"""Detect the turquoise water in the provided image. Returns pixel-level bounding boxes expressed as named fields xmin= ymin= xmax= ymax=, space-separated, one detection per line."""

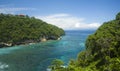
xmin=0 ymin=30 xmax=95 ymax=71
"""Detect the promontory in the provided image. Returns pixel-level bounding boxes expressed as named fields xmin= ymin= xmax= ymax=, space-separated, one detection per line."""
xmin=0 ymin=13 xmax=65 ymax=47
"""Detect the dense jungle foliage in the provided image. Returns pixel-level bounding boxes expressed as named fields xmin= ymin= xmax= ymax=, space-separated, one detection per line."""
xmin=0 ymin=13 xmax=65 ymax=47
xmin=50 ymin=12 xmax=120 ymax=71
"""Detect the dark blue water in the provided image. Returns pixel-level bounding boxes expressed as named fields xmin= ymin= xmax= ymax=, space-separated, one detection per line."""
xmin=0 ymin=30 xmax=95 ymax=71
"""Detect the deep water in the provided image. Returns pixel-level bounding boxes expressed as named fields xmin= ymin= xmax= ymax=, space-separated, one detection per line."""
xmin=0 ymin=30 xmax=95 ymax=71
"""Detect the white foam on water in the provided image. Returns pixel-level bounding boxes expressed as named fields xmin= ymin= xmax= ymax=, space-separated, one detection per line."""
xmin=0 ymin=62 xmax=9 ymax=70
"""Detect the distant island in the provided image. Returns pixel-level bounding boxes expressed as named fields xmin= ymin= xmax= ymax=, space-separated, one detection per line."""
xmin=49 ymin=12 xmax=120 ymax=71
xmin=0 ymin=13 xmax=65 ymax=47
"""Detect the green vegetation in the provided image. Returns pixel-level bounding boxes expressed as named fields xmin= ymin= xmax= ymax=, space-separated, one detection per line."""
xmin=49 ymin=59 xmax=64 ymax=70
xmin=0 ymin=13 xmax=65 ymax=47
xmin=50 ymin=12 xmax=120 ymax=71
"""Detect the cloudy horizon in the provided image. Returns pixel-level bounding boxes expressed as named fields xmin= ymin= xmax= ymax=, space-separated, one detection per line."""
xmin=36 ymin=13 xmax=101 ymax=30
xmin=0 ymin=0 xmax=119 ymax=30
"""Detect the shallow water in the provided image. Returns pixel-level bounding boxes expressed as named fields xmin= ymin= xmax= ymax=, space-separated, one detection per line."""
xmin=0 ymin=30 xmax=95 ymax=71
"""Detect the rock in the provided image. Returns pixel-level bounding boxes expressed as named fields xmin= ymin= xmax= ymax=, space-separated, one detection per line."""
xmin=40 ymin=38 xmax=47 ymax=42
xmin=0 ymin=43 xmax=12 ymax=47
xmin=57 ymin=37 xmax=61 ymax=40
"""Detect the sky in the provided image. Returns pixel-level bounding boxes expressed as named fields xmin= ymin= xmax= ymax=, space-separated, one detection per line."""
xmin=0 ymin=0 xmax=120 ymax=30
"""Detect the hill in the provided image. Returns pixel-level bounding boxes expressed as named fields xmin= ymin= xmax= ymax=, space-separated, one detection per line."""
xmin=0 ymin=13 xmax=65 ymax=47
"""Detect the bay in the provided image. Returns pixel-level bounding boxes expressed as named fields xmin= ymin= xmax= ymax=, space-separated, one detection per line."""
xmin=0 ymin=30 xmax=95 ymax=71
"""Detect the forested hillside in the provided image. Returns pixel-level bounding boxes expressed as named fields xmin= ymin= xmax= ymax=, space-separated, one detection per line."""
xmin=0 ymin=13 xmax=65 ymax=47
xmin=50 ymin=12 xmax=120 ymax=71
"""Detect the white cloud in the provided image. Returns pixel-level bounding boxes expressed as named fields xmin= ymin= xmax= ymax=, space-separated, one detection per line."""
xmin=0 ymin=8 xmax=36 ymax=14
xmin=0 ymin=4 xmax=36 ymax=14
xmin=0 ymin=4 xmax=14 ymax=8
xmin=36 ymin=13 xmax=101 ymax=30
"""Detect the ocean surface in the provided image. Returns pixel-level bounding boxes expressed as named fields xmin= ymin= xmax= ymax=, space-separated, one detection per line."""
xmin=0 ymin=30 xmax=95 ymax=71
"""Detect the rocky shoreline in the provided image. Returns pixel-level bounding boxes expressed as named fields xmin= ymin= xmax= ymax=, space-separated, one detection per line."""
xmin=0 ymin=37 xmax=61 ymax=48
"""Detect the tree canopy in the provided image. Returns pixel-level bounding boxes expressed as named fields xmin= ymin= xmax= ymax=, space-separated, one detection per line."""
xmin=0 ymin=13 xmax=65 ymax=47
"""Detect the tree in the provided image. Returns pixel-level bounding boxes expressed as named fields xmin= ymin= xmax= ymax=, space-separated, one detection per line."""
xmin=116 ymin=12 xmax=120 ymax=20
xmin=49 ymin=59 xmax=64 ymax=70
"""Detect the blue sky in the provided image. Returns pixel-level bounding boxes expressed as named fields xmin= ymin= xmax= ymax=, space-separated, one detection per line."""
xmin=0 ymin=0 xmax=120 ymax=30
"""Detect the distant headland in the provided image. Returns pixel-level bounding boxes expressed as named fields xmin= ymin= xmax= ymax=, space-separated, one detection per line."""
xmin=0 ymin=13 xmax=65 ymax=47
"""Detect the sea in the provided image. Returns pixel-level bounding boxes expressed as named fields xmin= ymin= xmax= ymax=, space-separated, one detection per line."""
xmin=0 ymin=30 xmax=95 ymax=71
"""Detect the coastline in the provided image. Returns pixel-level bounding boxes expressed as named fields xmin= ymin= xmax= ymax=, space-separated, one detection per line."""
xmin=0 ymin=37 xmax=62 ymax=48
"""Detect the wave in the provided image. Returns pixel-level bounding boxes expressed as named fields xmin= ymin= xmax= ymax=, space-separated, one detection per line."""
xmin=0 ymin=62 xmax=9 ymax=70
